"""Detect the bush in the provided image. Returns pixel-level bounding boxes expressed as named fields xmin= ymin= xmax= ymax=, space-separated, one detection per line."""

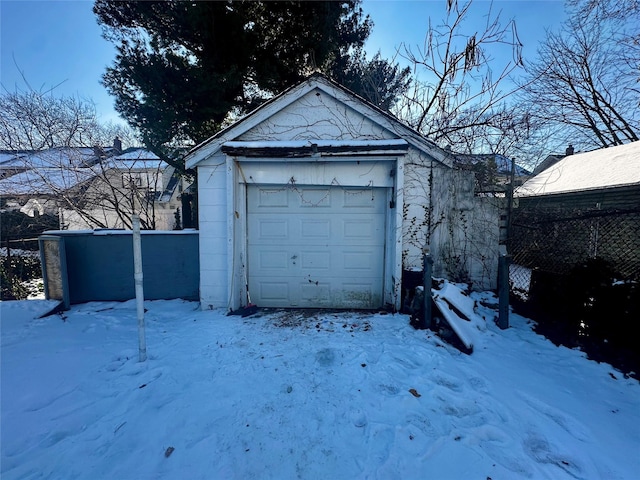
xmin=1 ymin=250 xmax=43 ymax=300
xmin=1 ymin=210 xmax=56 ymax=299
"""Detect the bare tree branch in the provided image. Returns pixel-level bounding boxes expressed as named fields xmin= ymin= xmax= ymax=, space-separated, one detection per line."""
xmin=519 ymin=2 xmax=639 ymax=150
xmin=395 ymin=0 xmax=527 ymax=157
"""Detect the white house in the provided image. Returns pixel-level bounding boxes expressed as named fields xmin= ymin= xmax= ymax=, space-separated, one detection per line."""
xmin=185 ymin=75 xmax=501 ymax=311
xmin=0 ymin=145 xmax=185 ymax=231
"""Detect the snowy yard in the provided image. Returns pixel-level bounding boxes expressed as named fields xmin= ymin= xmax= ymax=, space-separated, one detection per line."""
xmin=1 ymin=292 xmax=639 ymax=479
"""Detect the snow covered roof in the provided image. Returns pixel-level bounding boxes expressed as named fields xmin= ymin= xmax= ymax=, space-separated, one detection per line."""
xmin=516 ymin=141 xmax=640 ymax=197
xmin=0 ymin=147 xmax=101 ymax=170
xmin=104 ymin=149 xmax=167 ymax=170
xmin=0 ymin=152 xmax=25 ymax=165
xmin=0 ymin=147 xmax=171 ymax=196
xmin=103 ymin=158 xmax=168 ymax=171
xmin=112 ymin=149 xmax=160 ymax=161
xmin=0 ymin=167 xmax=96 ymax=195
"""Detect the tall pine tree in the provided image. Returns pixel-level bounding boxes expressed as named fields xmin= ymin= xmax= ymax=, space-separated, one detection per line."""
xmin=94 ymin=0 xmax=410 ymax=168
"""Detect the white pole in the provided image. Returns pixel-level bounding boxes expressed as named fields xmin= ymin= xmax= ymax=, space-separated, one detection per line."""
xmin=132 ymin=214 xmax=147 ymax=362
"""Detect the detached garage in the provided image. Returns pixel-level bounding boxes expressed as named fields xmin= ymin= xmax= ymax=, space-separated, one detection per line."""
xmin=186 ymin=74 xmax=500 ymax=311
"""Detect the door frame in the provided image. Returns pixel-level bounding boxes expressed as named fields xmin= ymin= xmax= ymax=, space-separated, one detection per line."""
xmin=226 ymin=154 xmax=405 ymax=310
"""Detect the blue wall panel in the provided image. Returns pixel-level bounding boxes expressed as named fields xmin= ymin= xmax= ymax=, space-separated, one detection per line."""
xmin=42 ymin=231 xmax=199 ymax=305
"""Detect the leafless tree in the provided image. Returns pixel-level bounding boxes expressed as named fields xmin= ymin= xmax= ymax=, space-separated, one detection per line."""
xmin=568 ymin=0 xmax=640 ymax=48
xmin=394 ymin=0 xmax=529 ymax=157
xmin=519 ymin=1 xmax=639 ymax=150
xmin=0 ymin=89 xmax=100 ymax=150
xmin=0 ymin=85 xmax=138 ymax=150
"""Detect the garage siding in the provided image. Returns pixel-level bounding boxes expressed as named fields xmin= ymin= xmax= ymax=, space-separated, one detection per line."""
xmin=197 ymin=163 xmax=228 ymax=308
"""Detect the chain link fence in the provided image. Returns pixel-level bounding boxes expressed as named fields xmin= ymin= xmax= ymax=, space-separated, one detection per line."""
xmin=509 ymin=206 xmax=640 ymax=298
xmin=507 ymin=202 xmax=640 ymax=376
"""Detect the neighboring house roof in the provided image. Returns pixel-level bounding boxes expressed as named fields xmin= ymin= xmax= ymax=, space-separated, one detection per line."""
xmin=0 ymin=152 xmax=16 ymax=163
xmin=532 ymin=154 xmax=565 ymax=175
xmin=0 ymin=151 xmax=29 ymax=164
xmin=104 ymin=149 xmax=167 ymax=170
xmin=0 ymin=167 xmax=96 ymax=195
xmin=185 ymin=73 xmax=451 ymax=169
xmin=19 ymin=147 xmax=103 ymax=168
xmin=0 ymin=152 xmax=31 ymax=179
xmin=453 ymin=153 xmax=531 ymax=176
xmin=0 ymin=147 xmax=170 ymax=196
xmin=516 ymin=141 xmax=640 ymax=197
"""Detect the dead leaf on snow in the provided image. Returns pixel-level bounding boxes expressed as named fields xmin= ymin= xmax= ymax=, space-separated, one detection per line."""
xmin=409 ymin=388 xmax=421 ymax=398
xmin=165 ymin=446 xmax=175 ymax=458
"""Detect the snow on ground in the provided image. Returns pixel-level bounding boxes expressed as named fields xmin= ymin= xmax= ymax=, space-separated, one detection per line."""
xmin=1 ymin=294 xmax=639 ymax=480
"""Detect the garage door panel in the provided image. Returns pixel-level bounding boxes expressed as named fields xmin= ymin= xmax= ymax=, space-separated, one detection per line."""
xmin=256 ymin=188 xmax=289 ymax=207
xmin=300 ymin=219 xmax=331 ymax=239
xmin=258 ymin=281 xmax=291 ymax=301
xmin=343 ymin=251 xmax=378 ymax=270
xmin=251 ymin=277 xmax=383 ymax=308
xmin=300 ymin=282 xmax=331 ymax=304
xmin=257 ymin=219 xmax=289 ymax=239
xmin=249 ymin=272 xmax=385 ymax=308
xmin=300 ymin=251 xmax=331 ymax=270
xmin=343 ymin=189 xmax=383 ymax=208
xmin=340 ymin=282 xmax=378 ymax=308
xmin=257 ymin=250 xmax=290 ymax=269
xmin=297 ymin=188 xmax=332 ymax=208
xmin=247 ymin=185 xmax=386 ymax=309
xmin=249 ymin=214 xmax=385 ymax=246
xmin=249 ymin=248 xmax=294 ymax=274
xmin=342 ymin=216 xmax=385 ymax=243
xmin=250 ymin=247 xmax=384 ymax=277
xmin=249 ymin=186 xmax=383 ymax=213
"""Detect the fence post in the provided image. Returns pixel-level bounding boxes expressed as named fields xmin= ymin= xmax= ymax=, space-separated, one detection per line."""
xmin=132 ymin=215 xmax=147 ymax=362
xmin=423 ymin=251 xmax=434 ymax=330
xmin=4 ymin=236 xmax=12 ymax=292
xmin=498 ymin=245 xmax=511 ymax=329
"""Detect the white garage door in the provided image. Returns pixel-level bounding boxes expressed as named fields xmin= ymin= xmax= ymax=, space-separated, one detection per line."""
xmin=247 ymin=185 xmax=387 ymax=309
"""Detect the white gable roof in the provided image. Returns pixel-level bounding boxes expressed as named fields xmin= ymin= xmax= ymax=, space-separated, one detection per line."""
xmin=185 ymin=75 xmax=450 ymax=169
xmin=516 ymin=141 xmax=640 ymax=197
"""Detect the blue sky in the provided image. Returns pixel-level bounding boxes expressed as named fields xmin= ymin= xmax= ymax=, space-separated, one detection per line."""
xmin=0 ymin=0 xmax=567 ymax=126
xmin=0 ymin=1 xmax=118 ymax=122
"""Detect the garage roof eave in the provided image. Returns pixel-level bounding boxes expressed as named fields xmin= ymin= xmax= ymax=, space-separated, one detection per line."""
xmin=219 ymin=139 xmax=410 ymax=158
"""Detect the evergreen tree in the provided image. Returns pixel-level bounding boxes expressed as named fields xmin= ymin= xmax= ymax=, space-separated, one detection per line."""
xmin=94 ymin=0 xmax=410 ymax=169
